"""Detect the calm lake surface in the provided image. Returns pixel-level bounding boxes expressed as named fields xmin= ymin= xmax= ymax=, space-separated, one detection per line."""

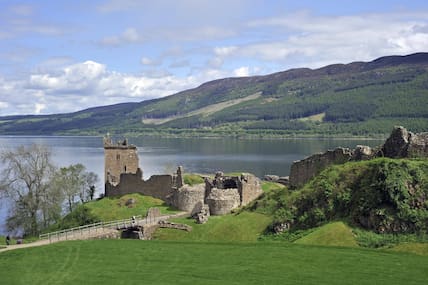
xmin=0 ymin=136 xmax=383 ymax=235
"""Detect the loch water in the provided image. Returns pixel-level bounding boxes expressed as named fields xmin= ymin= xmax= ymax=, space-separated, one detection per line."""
xmin=0 ymin=135 xmax=382 ymax=235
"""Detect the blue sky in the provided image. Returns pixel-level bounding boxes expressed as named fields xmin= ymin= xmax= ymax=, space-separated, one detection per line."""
xmin=0 ymin=0 xmax=427 ymax=115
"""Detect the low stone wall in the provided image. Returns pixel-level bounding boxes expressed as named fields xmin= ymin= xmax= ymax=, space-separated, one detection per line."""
xmin=158 ymin=221 xmax=192 ymax=232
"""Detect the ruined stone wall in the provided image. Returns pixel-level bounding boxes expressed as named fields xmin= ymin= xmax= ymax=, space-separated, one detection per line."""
xmin=380 ymin=126 xmax=428 ymax=158
xmin=104 ymin=137 xmax=139 ymax=185
xmin=168 ymin=184 xmax=205 ymax=215
xmin=289 ymin=126 xmax=428 ymax=189
xmin=289 ymin=148 xmax=353 ymax=188
xmin=206 ymin=188 xmax=241 ymax=215
xmin=105 ymin=169 xmax=175 ymax=201
xmin=239 ymin=173 xmax=263 ymax=206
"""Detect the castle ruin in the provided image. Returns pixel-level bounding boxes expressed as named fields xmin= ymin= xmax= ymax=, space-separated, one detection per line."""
xmin=103 ymin=136 xmax=263 ymax=215
xmin=289 ymin=126 xmax=428 ymax=188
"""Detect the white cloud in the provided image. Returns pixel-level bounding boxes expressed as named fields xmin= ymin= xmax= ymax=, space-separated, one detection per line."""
xmin=34 ymin=103 xmax=46 ymax=114
xmin=233 ymin=66 xmax=249 ymax=77
xmin=0 ymin=60 xmax=214 ymax=115
xmin=99 ymin=27 xmax=143 ymax=47
xmin=141 ymin=57 xmax=163 ymax=66
xmin=239 ymin=11 xmax=428 ymax=68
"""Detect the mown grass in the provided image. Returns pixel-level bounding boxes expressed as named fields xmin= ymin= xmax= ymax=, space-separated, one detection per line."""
xmin=153 ymin=211 xmax=272 ymax=242
xmin=1 ymin=239 xmax=427 ymax=285
xmin=388 ymin=243 xmax=428 ymax=256
xmin=85 ymin=193 xmax=178 ymax=221
xmin=294 ymin=221 xmax=358 ymax=247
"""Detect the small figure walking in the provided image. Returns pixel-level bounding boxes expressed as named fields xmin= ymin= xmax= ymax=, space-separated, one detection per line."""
xmin=5 ymin=235 xmax=10 ymax=246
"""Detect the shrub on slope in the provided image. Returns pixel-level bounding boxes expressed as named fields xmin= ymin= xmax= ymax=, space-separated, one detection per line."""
xmin=272 ymin=158 xmax=428 ymax=234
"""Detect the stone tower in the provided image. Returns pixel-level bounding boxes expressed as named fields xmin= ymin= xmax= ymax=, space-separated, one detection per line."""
xmin=103 ymin=135 xmax=140 ymax=186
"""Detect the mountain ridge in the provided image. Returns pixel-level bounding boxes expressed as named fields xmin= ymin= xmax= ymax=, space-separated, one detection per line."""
xmin=1 ymin=52 xmax=427 ymax=136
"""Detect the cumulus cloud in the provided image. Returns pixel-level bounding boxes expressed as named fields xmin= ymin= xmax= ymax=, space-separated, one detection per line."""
xmin=0 ymin=60 xmax=216 ymax=115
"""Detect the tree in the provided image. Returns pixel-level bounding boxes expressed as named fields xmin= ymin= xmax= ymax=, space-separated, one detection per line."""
xmin=51 ymin=164 xmax=99 ymax=213
xmin=0 ymin=144 xmax=59 ymax=236
xmin=81 ymin=171 xmax=99 ymax=202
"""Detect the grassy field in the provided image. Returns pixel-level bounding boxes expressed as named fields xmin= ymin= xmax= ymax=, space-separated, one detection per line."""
xmin=294 ymin=222 xmax=358 ymax=247
xmin=1 ymin=239 xmax=427 ymax=285
xmin=84 ymin=193 xmax=178 ymax=221
xmin=153 ymin=212 xmax=272 ymax=242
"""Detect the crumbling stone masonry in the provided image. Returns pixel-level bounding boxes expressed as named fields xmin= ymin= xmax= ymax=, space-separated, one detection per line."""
xmin=104 ymin=137 xmax=263 ymax=216
xmin=104 ymin=136 xmax=183 ymax=200
xmin=289 ymin=148 xmax=354 ymax=188
xmin=104 ymin=136 xmax=139 ymax=186
xmin=289 ymin=126 xmax=428 ymax=188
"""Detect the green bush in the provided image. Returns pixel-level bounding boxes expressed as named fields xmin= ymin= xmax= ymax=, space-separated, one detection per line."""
xmin=267 ymin=158 xmax=428 ymax=234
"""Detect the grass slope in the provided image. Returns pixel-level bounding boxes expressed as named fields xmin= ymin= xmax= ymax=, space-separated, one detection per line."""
xmin=389 ymin=243 xmax=428 ymax=256
xmin=294 ymin=221 xmax=358 ymax=247
xmin=154 ymin=211 xmax=272 ymax=242
xmin=1 ymin=240 xmax=427 ymax=285
xmin=85 ymin=193 xmax=177 ymax=221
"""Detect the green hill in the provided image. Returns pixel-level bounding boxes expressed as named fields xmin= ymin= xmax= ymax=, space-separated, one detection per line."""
xmin=1 ymin=52 xmax=428 ymax=136
xmin=265 ymin=158 xmax=428 ymax=235
xmin=294 ymin=221 xmax=358 ymax=247
xmin=153 ymin=212 xmax=272 ymax=242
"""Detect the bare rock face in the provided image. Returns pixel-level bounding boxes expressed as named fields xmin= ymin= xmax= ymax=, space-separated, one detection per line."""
xmin=206 ymin=188 xmax=241 ymax=215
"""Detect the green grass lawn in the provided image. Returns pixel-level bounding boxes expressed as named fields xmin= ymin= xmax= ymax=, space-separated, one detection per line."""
xmin=85 ymin=193 xmax=178 ymax=221
xmin=1 ymin=239 xmax=427 ymax=285
xmin=294 ymin=221 xmax=358 ymax=247
xmin=153 ymin=211 xmax=272 ymax=242
xmin=388 ymin=243 xmax=428 ymax=256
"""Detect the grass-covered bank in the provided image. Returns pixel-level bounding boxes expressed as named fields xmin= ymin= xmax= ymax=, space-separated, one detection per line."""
xmin=259 ymin=158 xmax=428 ymax=235
xmin=45 ymin=193 xmax=179 ymax=232
xmin=1 ymin=239 xmax=427 ymax=285
xmin=154 ymin=212 xmax=272 ymax=242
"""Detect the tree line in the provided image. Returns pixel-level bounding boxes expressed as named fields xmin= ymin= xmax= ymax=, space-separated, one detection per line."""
xmin=0 ymin=144 xmax=99 ymax=237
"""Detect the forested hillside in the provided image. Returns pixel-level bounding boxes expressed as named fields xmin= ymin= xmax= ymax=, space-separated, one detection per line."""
xmin=1 ymin=53 xmax=427 ymax=136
